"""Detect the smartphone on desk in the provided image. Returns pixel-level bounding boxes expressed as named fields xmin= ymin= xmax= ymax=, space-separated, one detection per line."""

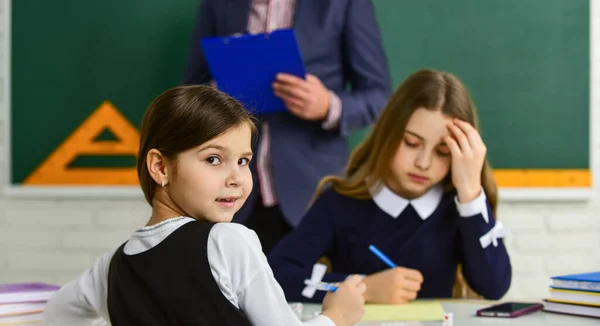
xmin=476 ymin=302 xmax=544 ymax=318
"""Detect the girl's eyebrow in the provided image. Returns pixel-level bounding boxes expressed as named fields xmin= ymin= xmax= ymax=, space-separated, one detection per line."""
xmin=406 ymin=129 xmax=449 ymax=146
xmin=405 ymin=130 xmax=424 ymax=140
xmin=197 ymin=144 xmax=253 ymax=158
xmin=197 ymin=144 xmax=225 ymax=153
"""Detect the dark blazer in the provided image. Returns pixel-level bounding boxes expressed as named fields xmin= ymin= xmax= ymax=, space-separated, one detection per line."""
xmin=183 ymin=0 xmax=392 ymax=226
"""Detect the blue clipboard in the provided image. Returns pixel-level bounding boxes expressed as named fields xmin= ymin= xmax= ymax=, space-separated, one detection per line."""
xmin=201 ymin=29 xmax=306 ymax=114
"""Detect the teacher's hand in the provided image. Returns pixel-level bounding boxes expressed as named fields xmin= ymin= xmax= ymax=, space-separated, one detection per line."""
xmin=272 ymin=73 xmax=330 ymax=121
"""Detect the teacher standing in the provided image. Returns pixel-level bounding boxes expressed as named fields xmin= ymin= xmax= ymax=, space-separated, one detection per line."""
xmin=183 ymin=0 xmax=392 ymax=254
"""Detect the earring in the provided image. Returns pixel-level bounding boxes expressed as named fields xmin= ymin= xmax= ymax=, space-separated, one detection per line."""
xmin=161 ymin=180 xmax=165 ymax=188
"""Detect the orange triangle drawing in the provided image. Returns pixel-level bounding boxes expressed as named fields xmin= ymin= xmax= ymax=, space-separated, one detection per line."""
xmin=24 ymin=101 xmax=140 ymax=185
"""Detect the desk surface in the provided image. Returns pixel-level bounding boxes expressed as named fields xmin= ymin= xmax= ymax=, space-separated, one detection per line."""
xmin=299 ymin=300 xmax=599 ymax=325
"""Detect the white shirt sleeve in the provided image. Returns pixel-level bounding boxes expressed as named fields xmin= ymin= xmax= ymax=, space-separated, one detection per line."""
xmin=454 ymin=189 xmax=490 ymax=223
xmin=43 ymin=249 xmax=115 ymax=326
xmin=207 ymin=223 xmax=335 ymax=326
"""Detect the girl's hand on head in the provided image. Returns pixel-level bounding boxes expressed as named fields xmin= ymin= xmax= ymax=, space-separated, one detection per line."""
xmin=362 ymin=267 xmax=423 ymax=304
xmin=444 ymin=119 xmax=486 ymax=203
xmin=321 ymin=275 xmax=366 ymax=326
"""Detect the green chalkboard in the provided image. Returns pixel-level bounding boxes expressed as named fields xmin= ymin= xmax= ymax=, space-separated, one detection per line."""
xmin=10 ymin=0 xmax=589 ymax=185
xmin=356 ymin=0 xmax=590 ymax=170
xmin=10 ymin=0 xmax=200 ymax=184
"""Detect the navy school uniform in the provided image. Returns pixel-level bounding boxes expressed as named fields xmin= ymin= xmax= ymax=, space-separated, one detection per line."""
xmin=268 ymin=183 xmax=512 ymax=303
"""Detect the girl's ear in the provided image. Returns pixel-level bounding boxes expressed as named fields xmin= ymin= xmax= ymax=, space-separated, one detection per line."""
xmin=147 ymin=149 xmax=169 ymax=187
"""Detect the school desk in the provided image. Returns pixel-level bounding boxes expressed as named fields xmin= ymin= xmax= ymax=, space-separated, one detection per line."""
xmin=297 ymin=299 xmax=598 ymax=325
xmin=49 ymin=300 xmax=599 ymax=326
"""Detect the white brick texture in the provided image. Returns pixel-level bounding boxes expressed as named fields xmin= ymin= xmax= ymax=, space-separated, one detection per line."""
xmin=1 ymin=0 xmax=600 ymax=303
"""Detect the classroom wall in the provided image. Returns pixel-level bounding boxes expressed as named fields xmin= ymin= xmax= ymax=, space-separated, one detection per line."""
xmin=1 ymin=1 xmax=600 ymax=300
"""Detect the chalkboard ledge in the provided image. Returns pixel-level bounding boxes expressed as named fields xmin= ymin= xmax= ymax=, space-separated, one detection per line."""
xmin=1 ymin=186 xmax=593 ymax=202
xmin=499 ymin=188 xmax=591 ymax=202
xmin=2 ymin=186 xmax=145 ymax=200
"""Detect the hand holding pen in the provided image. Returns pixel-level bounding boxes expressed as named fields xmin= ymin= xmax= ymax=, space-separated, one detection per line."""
xmin=305 ymin=245 xmax=423 ymax=304
xmin=320 ymin=275 xmax=367 ymax=326
xmin=363 ymin=245 xmax=424 ymax=304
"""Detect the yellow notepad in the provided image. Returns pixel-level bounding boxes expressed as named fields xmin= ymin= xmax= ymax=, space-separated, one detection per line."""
xmin=362 ymin=300 xmax=445 ymax=321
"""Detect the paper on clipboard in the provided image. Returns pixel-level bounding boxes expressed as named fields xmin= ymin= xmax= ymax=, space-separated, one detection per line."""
xmin=201 ymin=28 xmax=306 ymax=114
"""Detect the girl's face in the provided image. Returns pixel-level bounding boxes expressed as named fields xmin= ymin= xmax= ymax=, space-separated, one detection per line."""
xmin=167 ymin=124 xmax=254 ymax=223
xmin=387 ymin=108 xmax=452 ymax=198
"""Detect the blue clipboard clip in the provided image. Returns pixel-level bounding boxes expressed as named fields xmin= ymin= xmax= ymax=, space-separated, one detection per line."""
xmin=201 ymin=28 xmax=306 ymax=114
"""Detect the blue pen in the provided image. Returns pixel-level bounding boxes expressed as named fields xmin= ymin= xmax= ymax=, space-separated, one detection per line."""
xmin=315 ymin=282 xmax=338 ymax=292
xmin=368 ymin=244 xmax=397 ymax=268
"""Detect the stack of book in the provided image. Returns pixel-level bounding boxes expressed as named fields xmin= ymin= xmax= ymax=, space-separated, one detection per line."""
xmin=0 ymin=282 xmax=60 ymax=325
xmin=543 ymin=271 xmax=600 ymax=319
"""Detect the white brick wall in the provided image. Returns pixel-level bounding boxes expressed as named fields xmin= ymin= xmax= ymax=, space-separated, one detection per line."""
xmin=1 ymin=0 xmax=600 ymax=301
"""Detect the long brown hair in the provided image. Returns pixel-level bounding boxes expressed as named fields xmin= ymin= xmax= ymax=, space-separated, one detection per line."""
xmin=136 ymin=85 xmax=257 ymax=205
xmin=315 ymin=69 xmax=497 ymax=298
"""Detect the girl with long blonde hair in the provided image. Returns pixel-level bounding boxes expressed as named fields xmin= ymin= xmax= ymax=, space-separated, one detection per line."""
xmin=269 ymin=69 xmax=512 ymax=304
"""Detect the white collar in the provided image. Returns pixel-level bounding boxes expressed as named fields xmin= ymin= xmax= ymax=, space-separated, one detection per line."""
xmin=369 ymin=182 xmax=444 ymax=220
